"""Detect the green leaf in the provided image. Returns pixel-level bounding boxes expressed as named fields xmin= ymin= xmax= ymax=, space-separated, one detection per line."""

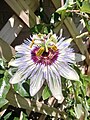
xmin=81 ymin=1 xmax=90 ymax=13
xmin=42 ymin=85 xmax=52 ymax=100
xmin=0 ymin=98 xmax=8 ymax=108
xmin=0 ymin=58 xmax=5 ymax=68
xmin=80 ymin=74 xmax=90 ymax=82
xmin=0 ymin=69 xmax=4 ymax=74
xmin=87 ymin=98 xmax=90 ymax=106
xmin=0 ymin=38 xmax=13 ymax=62
xmin=85 ymin=20 xmax=90 ymax=32
xmin=56 ymin=0 xmax=75 ymax=14
xmin=13 ymin=82 xmax=29 ymax=97
xmin=14 ymin=117 xmax=20 ymax=120
xmin=30 ymin=24 xmax=51 ymax=34
xmin=3 ymin=112 xmax=12 ymax=120
xmin=56 ymin=4 xmax=67 ymax=14
xmin=0 ymin=71 xmax=11 ymax=98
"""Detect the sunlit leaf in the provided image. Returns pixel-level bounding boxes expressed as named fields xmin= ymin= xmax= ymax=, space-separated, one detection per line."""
xmin=56 ymin=3 xmax=67 ymax=14
xmin=56 ymin=0 xmax=75 ymax=14
xmin=81 ymin=1 xmax=90 ymax=13
xmin=0 ymin=71 xmax=11 ymax=98
xmin=0 ymin=58 xmax=5 ymax=69
xmin=0 ymin=98 xmax=8 ymax=108
xmin=0 ymin=38 xmax=13 ymax=62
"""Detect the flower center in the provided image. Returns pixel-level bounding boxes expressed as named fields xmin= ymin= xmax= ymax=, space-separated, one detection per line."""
xmin=42 ymin=51 xmax=49 ymax=57
xmin=31 ymin=47 xmax=59 ymax=65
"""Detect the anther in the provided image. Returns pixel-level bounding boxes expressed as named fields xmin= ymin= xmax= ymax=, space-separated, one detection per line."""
xmin=30 ymin=39 xmax=34 ymax=48
xmin=36 ymin=47 xmax=45 ymax=56
xmin=51 ymin=45 xmax=57 ymax=51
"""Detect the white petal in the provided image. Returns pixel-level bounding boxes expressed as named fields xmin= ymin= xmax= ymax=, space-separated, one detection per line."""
xmin=49 ymin=64 xmax=60 ymax=77
xmin=9 ymin=55 xmax=32 ymax=67
xmin=30 ymin=64 xmax=41 ymax=78
xmin=57 ymin=38 xmax=72 ymax=48
xmin=57 ymin=37 xmax=65 ymax=46
xmin=56 ymin=62 xmax=79 ymax=80
xmin=20 ymin=64 xmax=37 ymax=79
xmin=43 ymin=65 xmax=48 ymax=80
xmin=10 ymin=71 xmax=24 ymax=84
xmin=30 ymin=65 xmax=44 ymax=96
xmin=9 ymin=61 xmax=35 ymax=84
xmin=15 ymin=44 xmax=31 ymax=54
xmin=71 ymin=53 xmax=85 ymax=62
xmin=46 ymin=69 xmax=64 ymax=103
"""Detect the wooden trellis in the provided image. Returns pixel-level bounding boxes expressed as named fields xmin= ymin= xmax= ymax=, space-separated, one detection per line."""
xmin=0 ymin=0 xmax=40 ymax=45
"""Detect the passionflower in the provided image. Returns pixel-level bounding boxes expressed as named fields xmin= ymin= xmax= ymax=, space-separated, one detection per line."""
xmin=9 ymin=33 xmax=85 ymax=103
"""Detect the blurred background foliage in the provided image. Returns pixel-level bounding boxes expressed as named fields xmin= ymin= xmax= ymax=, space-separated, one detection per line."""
xmin=0 ymin=0 xmax=90 ymax=120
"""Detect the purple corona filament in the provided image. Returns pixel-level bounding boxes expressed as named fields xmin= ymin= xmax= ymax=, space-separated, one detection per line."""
xmin=31 ymin=47 xmax=59 ymax=65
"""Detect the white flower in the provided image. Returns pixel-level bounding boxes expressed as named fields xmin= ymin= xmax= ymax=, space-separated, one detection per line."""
xmin=9 ymin=33 xmax=85 ymax=103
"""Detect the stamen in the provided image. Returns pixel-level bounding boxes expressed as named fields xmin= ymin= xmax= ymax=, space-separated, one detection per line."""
xmin=51 ymin=45 xmax=57 ymax=51
xmin=36 ymin=47 xmax=45 ymax=56
xmin=30 ymin=39 xmax=34 ymax=48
